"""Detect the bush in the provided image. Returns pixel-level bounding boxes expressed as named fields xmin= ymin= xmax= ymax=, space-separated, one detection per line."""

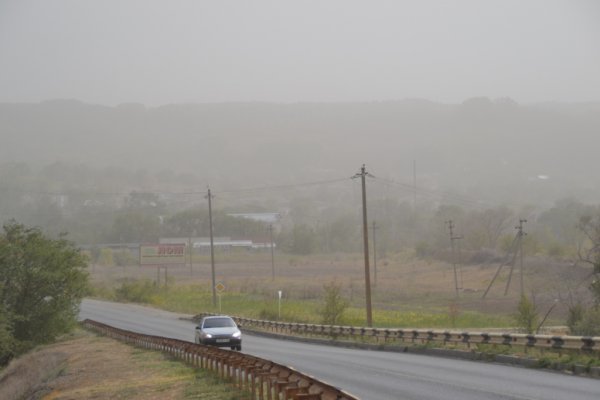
xmin=318 ymin=281 xmax=348 ymax=325
xmin=571 ymin=307 xmax=600 ymax=336
xmin=514 ymin=295 xmax=539 ymax=334
xmin=415 ymin=241 xmax=433 ymax=258
xmin=113 ymin=250 xmax=136 ymax=266
xmin=566 ymin=302 xmax=585 ymax=334
xmin=98 ymin=248 xmax=114 ymax=266
xmin=114 ymin=279 xmax=159 ymax=303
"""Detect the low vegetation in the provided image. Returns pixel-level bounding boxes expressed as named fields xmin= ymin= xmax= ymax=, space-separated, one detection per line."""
xmin=93 ymin=277 xmax=513 ymax=329
xmin=0 ymin=329 xmax=244 ymax=400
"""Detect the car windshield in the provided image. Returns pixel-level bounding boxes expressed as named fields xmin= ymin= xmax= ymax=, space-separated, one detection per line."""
xmin=202 ymin=317 xmax=236 ymax=328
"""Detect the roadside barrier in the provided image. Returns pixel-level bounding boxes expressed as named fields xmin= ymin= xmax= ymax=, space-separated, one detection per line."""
xmin=196 ymin=314 xmax=600 ymax=353
xmin=82 ymin=319 xmax=359 ymax=400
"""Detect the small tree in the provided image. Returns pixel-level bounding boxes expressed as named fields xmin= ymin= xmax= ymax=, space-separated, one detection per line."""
xmin=319 ymin=281 xmax=348 ymax=325
xmin=514 ymin=295 xmax=539 ymax=334
xmin=0 ymin=222 xmax=89 ymax=365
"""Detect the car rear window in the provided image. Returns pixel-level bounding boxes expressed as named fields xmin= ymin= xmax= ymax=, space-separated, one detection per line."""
xmin=203 ymin=317 xmax=236 ymax=328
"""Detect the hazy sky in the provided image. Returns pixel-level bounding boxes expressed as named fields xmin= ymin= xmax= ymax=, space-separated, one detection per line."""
xmin=1 ymin=0 xmax=598 ymax=106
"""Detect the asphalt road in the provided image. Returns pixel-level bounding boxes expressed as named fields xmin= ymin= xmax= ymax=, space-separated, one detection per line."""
xmin=79 ymin=299 xmax=600 ymax=400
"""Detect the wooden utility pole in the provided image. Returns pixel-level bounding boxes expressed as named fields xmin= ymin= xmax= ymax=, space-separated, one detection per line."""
xmin=371 ymin=221 xmax=379 ymax=286
xmin=353 ymin=165 xmax=373 ymax=327
xmin=206 ymin=187 xmax=216 ymax=306
xmin=517 ymin=219 xmax=527 ymax=297
xmin=269 ymin=224 xmax=275 ymax=281
xmin=446 ymin=220 xmax=463 ymax=297
xmin=188 ymin=236 xmax=193 ymax=276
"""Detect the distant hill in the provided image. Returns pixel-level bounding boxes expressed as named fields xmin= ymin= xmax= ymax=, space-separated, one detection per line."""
xmin=1 ymin=98 xmax=599 ymax=206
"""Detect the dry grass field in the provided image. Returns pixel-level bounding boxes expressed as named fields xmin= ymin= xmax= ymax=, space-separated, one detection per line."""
xmin=90 ymin=250 xmax=594 ymax=325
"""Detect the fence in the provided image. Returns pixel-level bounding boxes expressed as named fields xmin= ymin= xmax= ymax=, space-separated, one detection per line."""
xmin=82 ymin=319 xmax=359 ymax=400
xmin=196 ymin=314 xmax=600 ymax=353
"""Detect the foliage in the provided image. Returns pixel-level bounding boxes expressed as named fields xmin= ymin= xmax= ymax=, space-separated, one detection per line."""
xmin=578 ymin=215 xmax=600 ymax=303
xmin=570 ymin=306 xmax=600 ymax=336
xmin=514 ymin=295 xmax=539 ymax=334
xmin=415 ymin=241 xmax=433 ymax=258
xmin=0 ymin=311 xmax=15 ymax=366
xmin=0 ymin=222 xmax=89 ymax=366
xmin=566 ymin=302 xmax=585 ymax=334
xmin=448 ymin=301 xmax=460 ymax=328
xmin=98 ymin=248 xmax=114 ymax=266
xmin=114 ymin=279 xmax=160 ymax=303
xmin=110 ymin=211 xmax=160 ymax=243
xmin=318 ymin=281 xmax=348 ymax=325
xmin=113 ymin=250 xmax=136 ymax=266
xmin=283 ymin=224 xmax=317 ymax=255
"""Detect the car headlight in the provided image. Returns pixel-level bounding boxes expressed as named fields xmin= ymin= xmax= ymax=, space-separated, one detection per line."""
xmin=232 ymin=331 xmax=241 ymax=338
xmin=202 ymin=333 xmax=212 ymax=338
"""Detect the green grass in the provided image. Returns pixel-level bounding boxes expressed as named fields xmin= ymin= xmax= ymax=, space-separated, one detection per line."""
xmin=95 ymin=281 xmax=513 ymax=329
xmin=130 ymin=346 xmax=244 ymax=399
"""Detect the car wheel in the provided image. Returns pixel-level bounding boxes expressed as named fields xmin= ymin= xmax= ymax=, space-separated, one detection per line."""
xmin=230 ymin=346 xmax=235 ymax=350
xmin=236 ymin=345 xmax=242 ymax=351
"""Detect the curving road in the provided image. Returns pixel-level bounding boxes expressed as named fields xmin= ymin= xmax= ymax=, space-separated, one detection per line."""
xmin=79 ymin=299 xmax=600 ymax=400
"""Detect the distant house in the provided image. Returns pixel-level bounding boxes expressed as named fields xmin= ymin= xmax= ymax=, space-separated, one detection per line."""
xmin=227 ymin=212 xmax=281 ymax=224
xmin=159 ymin=237 xmax=275 ymax=252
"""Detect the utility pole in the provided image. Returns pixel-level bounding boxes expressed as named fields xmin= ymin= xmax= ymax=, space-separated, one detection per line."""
xmin=517 ymin=219 xmax=527 ymax=297
xmin=269 ymin=224 xmax=275 ymax=281
xmin=352 ymin=164 xmax=373 ymax=327
xmin=413 ymin=160 xmax=418 ymax=247
xmin=413 ymin=160 xmax=417 ymax=213
xmin=446 ymin=220 xmax=463 ymax=297
xmin=188 ymin=235 xmax=193 ymax=276
xmin=206 ymin=187 xmax=216 ymax=307
xmin=371 ymin=221 xmax=379 ymax=286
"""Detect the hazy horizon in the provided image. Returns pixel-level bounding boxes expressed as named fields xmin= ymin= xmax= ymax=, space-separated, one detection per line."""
xmin=1 ymin=0 xmax=599 ymax=106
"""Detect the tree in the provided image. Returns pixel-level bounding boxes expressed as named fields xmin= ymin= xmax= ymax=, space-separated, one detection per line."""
xmin=578 ymin=214 xmax=600 ymax=303
xmin=288 ymin=224 xmax=316 ymax=255
xmin=110 ymin=210 xmax=160 ymax=243
xmin=0 ymin=222 xmax=89 ymax=365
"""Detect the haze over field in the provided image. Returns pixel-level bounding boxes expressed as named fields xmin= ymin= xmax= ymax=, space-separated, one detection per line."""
xmin=1 ymin=99 xmax=599 ymax=207
xmin=0 ymin=1 xmax=599 ymax=220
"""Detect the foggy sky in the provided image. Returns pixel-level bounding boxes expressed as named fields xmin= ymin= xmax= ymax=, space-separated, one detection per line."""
xmin=1 ymin=0 xmax=599 ymax=106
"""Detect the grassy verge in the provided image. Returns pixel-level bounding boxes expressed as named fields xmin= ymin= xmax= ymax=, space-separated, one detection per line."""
xmin=92 ymin=281 xmax=514 ymax=329
xmin=0 ymin=329 xmax=243 ymax=400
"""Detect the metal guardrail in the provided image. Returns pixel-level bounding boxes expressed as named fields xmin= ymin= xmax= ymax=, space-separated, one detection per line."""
xmin=82 ymin=319 xmax=359 ymax=400
xmin=196 ymin=314 xmax=600 ymax=353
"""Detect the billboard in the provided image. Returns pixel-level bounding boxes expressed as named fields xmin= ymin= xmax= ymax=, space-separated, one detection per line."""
xmin=139 ymin=243 xmax=186 ymax=265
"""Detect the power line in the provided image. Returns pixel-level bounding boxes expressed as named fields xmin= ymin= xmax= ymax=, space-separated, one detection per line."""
xmin=371 ymin=176 xmax=519 ymax=209
xmin=0 ymin=177 xmax=351 ymax=198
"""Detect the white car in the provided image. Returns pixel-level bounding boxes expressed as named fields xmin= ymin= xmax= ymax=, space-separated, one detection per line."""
xmin=194 ymin=315 xmax=242 ymax=351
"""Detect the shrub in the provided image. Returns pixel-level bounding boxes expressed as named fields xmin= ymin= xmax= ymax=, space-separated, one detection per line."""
xmin=114 ymin=280 xmax=159 ymax=303
xmin=571 ymin=307 xmax=600 ymax=336
xmin=514 ymin=295 xmax=539 ymax=334
xmin=415 ymin=241 xmax=433 ymax=258
xmin=113 ymin=250 xmax=136 ymax=266
xmin=566 ymin=302 xmax=585 ymax=334
xmin=319 ymin=281 xmax=348 ymax=325
xmin=98 ymin=248 xmax=114 ymax=266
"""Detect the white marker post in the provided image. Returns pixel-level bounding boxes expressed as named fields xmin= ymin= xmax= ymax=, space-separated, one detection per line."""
xmin=278 ymin=290 xmax=282 ymax=320
xmin=215 ymin=281 xmax=225 ymax=313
